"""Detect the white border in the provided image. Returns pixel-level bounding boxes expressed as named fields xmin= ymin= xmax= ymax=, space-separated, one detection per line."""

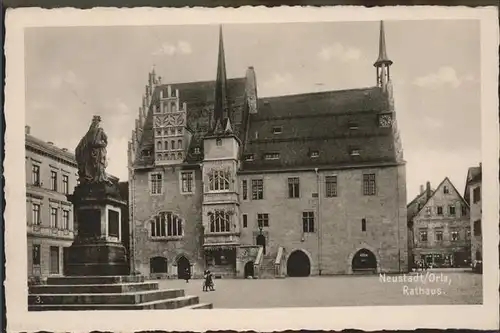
xmin=5 ymin=6 xmax=500 ymax=332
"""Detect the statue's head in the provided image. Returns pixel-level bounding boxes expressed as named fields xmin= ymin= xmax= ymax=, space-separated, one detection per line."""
xmin=92 ymin=115 xmax=102 ymax=124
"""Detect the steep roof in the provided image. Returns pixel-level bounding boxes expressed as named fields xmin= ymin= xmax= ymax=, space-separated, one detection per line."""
xmin=240 ymin=86 xmax=401 ymax=171
xmin=25 ymin=134 xmax=77 ymax=168
xmin=464 ymin=165 xmax=482 ymax=204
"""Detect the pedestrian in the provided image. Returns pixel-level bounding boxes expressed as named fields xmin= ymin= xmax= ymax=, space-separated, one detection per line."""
xmin=185 ymin=267 xmax=191 ymax=283
xmin=202 ymin=270 xmax=208 ymax=292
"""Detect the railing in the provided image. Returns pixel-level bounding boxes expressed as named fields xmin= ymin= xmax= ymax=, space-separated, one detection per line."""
xmin=274 ymin=247 xmax=285 ymax=278
xmin=253 ymin=246 xmax=264 ymax=278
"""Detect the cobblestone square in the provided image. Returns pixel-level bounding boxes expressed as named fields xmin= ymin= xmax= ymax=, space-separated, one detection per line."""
xmin=157 ymin=271 xmax=482 ymax=308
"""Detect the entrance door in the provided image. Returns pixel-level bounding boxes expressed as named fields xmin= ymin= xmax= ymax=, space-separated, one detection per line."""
xmin=177 ymin=256 xmax=191 ymax=279
xmin=352 ymin=249 xmax=377 ymax=273
xmin=256 ymin=234 xmax=266 ymax=255
xmin=244 ymin=261 xmax=254 ymax=278
xmin=49 ymin=246 xmax=60 ymax=275
xmin=286 ymin=250 xmax=310 ymax=277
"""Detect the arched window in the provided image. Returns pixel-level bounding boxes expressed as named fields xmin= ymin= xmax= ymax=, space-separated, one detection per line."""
xmin=209 ymin=210 xmax=231 ymax=233
xmin=157 ymin=141 xmax=162 ymax=150
xmin=164 ymin=141 xmax=168 ymax=150
xmin=150 ymin=212 xmax=183 ymax=237
xmin=171 ymin=140 xmax=176 ymax=150
xmin=156 ymin=154 xmax=162 ymax=160
xmin=178 ymin=140 xmax=183 ymax=149
xmin=177 ymin=152 xmax=183 ymax=159
xmin=170 ymin=153 xmax=176 ymax=160
xmin=208 ymin=170 xmax=230 ymax=191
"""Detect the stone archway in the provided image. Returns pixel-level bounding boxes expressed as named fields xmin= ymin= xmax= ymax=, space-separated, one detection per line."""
xmin=244 ymin=261 xmax=254 ymax=278
xmin=351 ymin=248 xmax=377 ymax=273
xmin=286 ymin=250 xmax=311 ymax=277
xmin=176 ymin=256 xmax=191 ymax=280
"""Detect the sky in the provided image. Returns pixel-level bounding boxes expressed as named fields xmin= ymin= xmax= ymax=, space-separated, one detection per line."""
xmin=25 ymin=20 xmax=481 ymax=201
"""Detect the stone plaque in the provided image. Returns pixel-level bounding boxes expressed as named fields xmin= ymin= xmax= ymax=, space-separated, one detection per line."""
xmin=78 ymin=209 xmax=101 ymax=238
xmin=108 ymin=209 xmax=120 ymax=238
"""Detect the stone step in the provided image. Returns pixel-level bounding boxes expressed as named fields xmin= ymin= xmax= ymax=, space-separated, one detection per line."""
xmin=28 ymin=295 xmax=202 ymax=311
xmin=29 ymin=282 xmax=159 ymax=295
xmin=46 ymin=275 xmax=145 ymax=285
xmin=28 ymin=288 xmax=185 ymax=306
xmin=180 ymin=303 xmax=213 ymax=310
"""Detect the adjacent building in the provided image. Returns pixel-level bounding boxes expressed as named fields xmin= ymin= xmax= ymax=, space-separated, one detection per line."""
xmin=25 ymin=126 xmax=78 ymax=280
xmin=464 ymin=164 xmax=482 ymax=265
xmin=408 ymin=178 xmax=471 ymax=268
xmin=128 ymin=22 xmax=408 ymax=279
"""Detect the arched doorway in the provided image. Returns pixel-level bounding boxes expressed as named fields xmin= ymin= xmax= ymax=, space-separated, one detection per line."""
xmin=256 ymin=234 xmax=266 ymax=254
xmin=244 ymin=261 xmax=254 ymax=278
xmin=352 ymin=249 xmax=377 ymax=273
xmin=177 ymin=256 xmax=191 ymax=280
xmin=287 ymin=250 xmax=311 ymax=277
xmin=150 ymin=256 xmax=168 ymax=274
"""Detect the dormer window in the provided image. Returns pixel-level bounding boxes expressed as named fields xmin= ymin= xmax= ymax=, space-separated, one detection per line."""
xmin=272 ymin=126 xmax=283 ymax=135
xmin=348 ymin=122 xmax=359 ymax=130
xmin=193 ymin=147 xmax=201 ymax=154
xmin=264 ymin=153 xmax=280 ymax=160
xmin=244 ymin=154 xmax=254 ymax=161
xmin=350 ymin=149 xmax=360 ymax=156
xmin=216 ymin=138 xmax=222 ymax=146
xmin=310 ymin=151 xmax=320 ymax=158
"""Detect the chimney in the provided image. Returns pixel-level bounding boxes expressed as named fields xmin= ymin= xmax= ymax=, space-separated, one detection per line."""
xmin=47 ymin=141 xmax=54 ymax=145
xmin=420 ymin=185 xmax=424 ymax=194
xmin=426 ymin=181 xmax=431 ymax=199
xmin=25 ymin=125 xmax=31 ymax=135
xmin=479 ymin=162 xmax=482 ymax=169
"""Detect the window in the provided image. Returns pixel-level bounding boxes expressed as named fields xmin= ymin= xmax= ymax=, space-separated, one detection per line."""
xmin=251 ymin=179 xmax=264 ymax=200
xmin=32 ymin=203 xmax=41 ymax=226
xmin=209 ymin=210 xmax=231 ymax=233
xmin=288 ymin=177 xmax=300 ymax=198
xmin=264 ymin=153 xmax=280 ymax=160
xmin=149 ymin=173 xmax=163 ymax=195
xmin=302 ymin=212 xmax=315 ymax=233
xmin=193 ymin=147 xmax=200 ymax=154
xmin=419 ymin=230 xmax=428 ymax=242
xmin=151 ymin=212 xmax=183 ymax=237
xmin=62 ymin=210 xmax=69 ymax=229
xmin=350 ymin=149 xmax=360 ymax=156
xmin=49 ymin=246 xmax=60 ymax=274
xmin=473 ymin=186 xmax=481 ymax=203
xmin=437 ymin=206 xmax=443 ymax=215
xmin=164 ymin=141 xmax=169 ymax=150
xmin=425 ymin=206 xmax=431 ymax=215
xmin=449 ymin=205 xmax=456 ymax=216
xmin=257 ymin=213 xmax=269 ymax=228
xmin=178 ymin=128 xmax=183 ymax=135
xmin=157 ymin=141 xmax=162 ymax=150
xmin=473 ymin=220 xmax=482 ymax=236
xmin=50 ymin=207 xmax=58 ymax=228
xmin=178 ymin=140 xmax=182 ymax=149
xmin=363 ymin=174 xmax=376 ymax=196
xmin=443 ymin=186 xmax=449 ymax=194
xmin=50 ymin=171 xmax=58 ymax=191
xmin=435 ymin=230 xmax=443 ymax=241
xmin=242 ymin=180 xmax=248 ymax=200
xmin=208 ymin=170 xmax=230 ymax=191
xmin=171 ymin=140 xmax=176 ymax=149
xmin=156 ymin=129 xmax=161 ymax=136
xmin=361 ymin=218 xmax=366 ymax=232
xmin=32 ymin=244 xmax=41 ymax=266
xmin=62 ymin=175 xmax=69 ymax=194
xmin=32 ymin=164 xmax=40 ymax=185
xmin=272 ymin=126 xmax=283 ymax=134
xmin=181 ymin=172 xmax=194 ymax=193
xmin=242 ymin=214 xmax=248 ymax=228
xmin=348 ymin=122 xmax=359 ymax=130
xmin=451 ymin=230 xmax=459 ymax=241
xmin=216 ymin=138 xmax=222 ymax=146
xmin=461 ymin=205 xmax=467 ymax=217
xmin=325 ymin=176 xmax=337 ymax=197
xmin=310 ymin=151 xmax=319 ymax=158
xmin=417 ymin=203 xmax=422 ymax=211
xmin=245 ymin=154 xmax=255 ymax=162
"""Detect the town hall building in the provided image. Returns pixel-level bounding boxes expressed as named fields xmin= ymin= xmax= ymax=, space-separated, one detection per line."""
xmin=128 ymin=22 xmax=408 ymax=279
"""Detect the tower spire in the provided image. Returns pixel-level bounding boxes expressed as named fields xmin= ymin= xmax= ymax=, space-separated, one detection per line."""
xmin=214 ymin=25 xmax=230 ymax=128
xmin=374 ymin=21 xmax=393 ymax=91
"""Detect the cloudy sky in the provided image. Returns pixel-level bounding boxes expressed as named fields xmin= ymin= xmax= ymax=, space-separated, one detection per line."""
xmin=25 ymin=20 xmax=481 ymax=200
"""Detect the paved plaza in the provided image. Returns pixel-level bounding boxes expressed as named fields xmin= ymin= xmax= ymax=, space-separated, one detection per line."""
xmin=155 ymin=271 xmax=482 ymax=308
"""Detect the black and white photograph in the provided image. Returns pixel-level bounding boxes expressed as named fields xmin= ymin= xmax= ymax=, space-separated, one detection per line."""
xmin=4 ymin=5 xmax=499 ymax=332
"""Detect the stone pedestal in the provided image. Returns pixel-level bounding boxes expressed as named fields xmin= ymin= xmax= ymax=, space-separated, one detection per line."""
xmin=65 ymin=181 xmax=129 ymax=276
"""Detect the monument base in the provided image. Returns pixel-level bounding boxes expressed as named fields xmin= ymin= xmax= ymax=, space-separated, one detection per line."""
xmin=28 ymin=275 xmax=213 ymax=310
xmin=65 ymin=241 xmax=129 ymax=276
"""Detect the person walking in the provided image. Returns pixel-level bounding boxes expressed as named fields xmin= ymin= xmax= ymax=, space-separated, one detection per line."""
xmin=184 ymin=267 xmax=191 ymax=283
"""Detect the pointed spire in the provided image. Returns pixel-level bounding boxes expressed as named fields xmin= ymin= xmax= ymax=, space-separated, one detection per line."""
xmin=214 ymin=25 xmax=230 ymax=126
xmin=374 ymin=21 xmax=393 ymax=67
xmin=224 ymin=117 xmax=233 ymax=134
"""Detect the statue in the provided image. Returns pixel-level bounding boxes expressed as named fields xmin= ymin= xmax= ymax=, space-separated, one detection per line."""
xmin=75 ymin=115 xmax=111 ymax=184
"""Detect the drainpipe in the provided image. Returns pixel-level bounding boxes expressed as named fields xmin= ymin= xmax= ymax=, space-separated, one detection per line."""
xmin=315 ymin=168 xmax=322 ymax=275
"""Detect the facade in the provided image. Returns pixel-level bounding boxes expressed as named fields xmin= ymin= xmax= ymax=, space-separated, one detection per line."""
xmin=25 ymin=126 xmax=78 ymax=280
xmin=464 ymin=165 xmax=482 ymax=264
xmin=129 ymin=22 xmax=408 ymax=279
xmin=408 ymin=177 xmax=471 ymax=268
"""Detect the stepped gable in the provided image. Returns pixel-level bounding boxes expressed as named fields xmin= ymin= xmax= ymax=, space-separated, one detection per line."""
xmin=134 ymin=77 xmax=246 ymax=168
xmin=241 ymin=86 xmax=398 ymax=171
